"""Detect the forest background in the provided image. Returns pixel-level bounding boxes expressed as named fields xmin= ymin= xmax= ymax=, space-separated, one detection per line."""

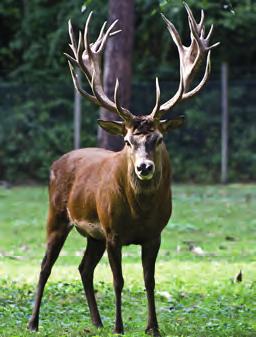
xmin=0 ymin=0 xmax=255 ymax=183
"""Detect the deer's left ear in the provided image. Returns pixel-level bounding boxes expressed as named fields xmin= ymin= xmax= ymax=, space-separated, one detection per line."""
xmin=97 ymin=120 xmax=125 ymax=136
xmin=159 ymin=115 xmax=185 ymax=133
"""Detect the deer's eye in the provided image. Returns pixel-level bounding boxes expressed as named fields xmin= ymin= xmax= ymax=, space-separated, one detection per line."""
xmin=125 ymin=140 xmax=131 ymax=147
xmin=157 ymin=137 xmax=163 ymax=146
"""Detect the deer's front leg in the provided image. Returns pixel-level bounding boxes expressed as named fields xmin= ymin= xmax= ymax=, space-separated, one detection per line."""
xmin=142 ymin=236 xmax=161 ymax=337
xmin=107 ymin=239 xmax=124 ymax=334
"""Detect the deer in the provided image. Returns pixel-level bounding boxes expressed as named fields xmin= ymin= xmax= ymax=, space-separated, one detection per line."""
xmin=28 ymin=3 xmax=219 ymax=336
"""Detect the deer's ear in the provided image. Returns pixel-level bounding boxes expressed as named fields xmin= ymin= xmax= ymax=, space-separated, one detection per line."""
xmin=159 ymin=115 xmax=185 ymax=133
xmin=97 ymin=120 xmax=125 ymax=136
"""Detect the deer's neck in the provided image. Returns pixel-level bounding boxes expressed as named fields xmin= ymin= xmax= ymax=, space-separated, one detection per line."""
xmin=123 ymin=146 xmax=171 ymax=203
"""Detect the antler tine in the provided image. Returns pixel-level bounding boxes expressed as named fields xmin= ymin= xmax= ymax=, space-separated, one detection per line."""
xmin=151 ymin=13 xmax=186 ymax=117
xmin=183 ymin=50 xmax=211 ymax=99
xmin=93 ymin=21 xmax=107 ymax=50
xmin=66 ymin=19 xmax=91 ymax=79
xmin=206 ymin=24 xmax=213 ymax=41
xmin=88 ymin=20 xmax=121 ymax=53
xmin=151 ymin=77 xmax=161 ymax=117
xmin=90 ymin=67 xmax=133 ymax=118
xmin=209 ymin=41 xmax=220 ymax=49
xmin=199 ymin=9 xmax=205 ymax=30
xmin=90 ymin=69 xmax=116 ymax=111
xmin=77 ymin=31 xmax=91 ymax=80
xmin=98 ymin=19 xmax=119 ymax=53
xmin=64 ymin=52 xmax=78 ymax=66
xmin=110 ymin=29 xmax=122 ymax=37
xmin=68 ymin=19 xmax=78 ymax=58
xmin=206 ymin=25 xmax=220 ymax=49
xmin=184 ymin=3 xmax=220 ymax=50
xmin=206 ymin=26 xmax=220 ymax=50
xmin=184 ymin=2 xmax=202 ymax=35
xmin=68 ymin=61 xmax=98 ymax=104
xmin=150 ymin=14 xmax=185 ymax=117
xmin=92 ymin=21 xmax=120 ymax=52
xmin=114 ymin=79 xmax=133 ymax=121
xmin=161 ymin=13 xmax=183 ymax=51
xmin=154 ymin=66 xmax=184 ymax=116
xmin=184 ymin=3 xmax=198 ymax=30
xmin=184 ymin=4 xmax=204 ymax=50
xmin=151 ymin=3 xmax=219 ymax=117
xmin=83 ymin=11 xmax=93 ymax=58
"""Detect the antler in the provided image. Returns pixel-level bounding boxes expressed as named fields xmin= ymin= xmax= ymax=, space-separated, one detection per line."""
xmin=65 ymin=12 xmax=133 ymax=121
xmin=151 ymin=2 xmax=220 ymax=119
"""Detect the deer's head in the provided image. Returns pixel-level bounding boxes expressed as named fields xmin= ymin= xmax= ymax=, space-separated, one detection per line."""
xmin=65 ymin=3 xmax=219 ymax=182
xmin=98 ymin=115 xmax=184 ymax=181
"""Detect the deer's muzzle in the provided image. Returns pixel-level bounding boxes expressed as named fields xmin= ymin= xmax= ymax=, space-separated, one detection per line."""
xmin=135 ymin=160 xmax=155 ymax=180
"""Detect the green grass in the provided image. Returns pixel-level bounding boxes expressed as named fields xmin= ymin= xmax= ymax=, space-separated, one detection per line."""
xmin=0 ymin=184 xmax=256 ymax=337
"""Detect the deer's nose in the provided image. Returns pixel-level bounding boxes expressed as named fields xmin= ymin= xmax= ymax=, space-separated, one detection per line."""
xmin=136 ymin=162 xmax=154 ymax=176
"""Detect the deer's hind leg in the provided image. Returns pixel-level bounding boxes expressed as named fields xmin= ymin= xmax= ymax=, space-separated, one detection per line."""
xmin=79 ymin=237 xmax=106 ymax=328
xmin=28 ymin=208 xmax=72 ymax=331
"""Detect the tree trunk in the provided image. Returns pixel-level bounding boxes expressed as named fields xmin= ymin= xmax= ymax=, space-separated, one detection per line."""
xmin=22 ymin=0 xmax=28 ymax=17
xmin=74 ymin=69 xmax=81 ymax=149
xmin=221 ymin=62 xmax=229 ymax=184
xmin=98 ymin=0 xmax=134 ymax=150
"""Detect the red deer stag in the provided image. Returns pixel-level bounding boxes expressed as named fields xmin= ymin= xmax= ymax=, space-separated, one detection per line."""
xmin=28 ymin=3 xmax=219 ymax=336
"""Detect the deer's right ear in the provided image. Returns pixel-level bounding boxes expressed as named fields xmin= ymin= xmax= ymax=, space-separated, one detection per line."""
xmin=97 ymin=120 xmax=125 ymax=136
xmin=159 ymin=115 xmax=185 ymax=133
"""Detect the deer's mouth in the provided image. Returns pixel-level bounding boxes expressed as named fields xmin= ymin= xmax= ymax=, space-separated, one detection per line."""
xmin=135 ymin=160 xmax=155 ymax=180
xmin=136 ymin=171 xmax=155 ymax=181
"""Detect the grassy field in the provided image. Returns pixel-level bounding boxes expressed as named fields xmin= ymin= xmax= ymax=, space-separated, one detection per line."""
xmin=0 ymin=184 xmax=256 ymax=337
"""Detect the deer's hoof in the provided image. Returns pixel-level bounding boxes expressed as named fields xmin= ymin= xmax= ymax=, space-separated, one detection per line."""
xmin=93 ymin=321 xmax=103 ymax=329
xmin=113 ymin=327 xmax=124 ymax=335
xmin=27 ymin=319 xmax=39 ymax=332
xmin=145 ymin=327 xmax=162 ymax=337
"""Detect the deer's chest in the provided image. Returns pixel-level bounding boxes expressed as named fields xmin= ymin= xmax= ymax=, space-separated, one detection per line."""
xmin=113 ymin=199 xmax=172 ymax=245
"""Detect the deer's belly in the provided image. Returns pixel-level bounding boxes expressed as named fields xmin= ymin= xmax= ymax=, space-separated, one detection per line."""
xmin=67 ymin=207 xmax=105 ymax=240
xmin=74 ymin=220 xmax=105 ymax=240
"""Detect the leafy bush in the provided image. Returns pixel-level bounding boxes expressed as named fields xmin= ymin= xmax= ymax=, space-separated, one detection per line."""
xmin=0 ymin=81 xmax=97 ymax=182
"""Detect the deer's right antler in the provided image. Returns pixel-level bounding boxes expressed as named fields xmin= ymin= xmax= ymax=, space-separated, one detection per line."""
xmin=65 ymin=12 xmax=133 ymax=121
xmin=151 ymin=2 xmax=220 ymax=119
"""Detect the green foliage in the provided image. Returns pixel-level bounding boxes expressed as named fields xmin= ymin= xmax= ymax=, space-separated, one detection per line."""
xmin=0 ymin=82 xmax=97 ymax=181
xmin=0 ymin=185 xmax=256 ymax=336
xmin=0 ymin=0 xmax=255 ymax=182
xmin=0 ymin=0 xmax=99 ymax=181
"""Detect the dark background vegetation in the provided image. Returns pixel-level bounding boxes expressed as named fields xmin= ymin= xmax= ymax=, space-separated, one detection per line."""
xmin=0 ymin=0 xmax=255 ymax=183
